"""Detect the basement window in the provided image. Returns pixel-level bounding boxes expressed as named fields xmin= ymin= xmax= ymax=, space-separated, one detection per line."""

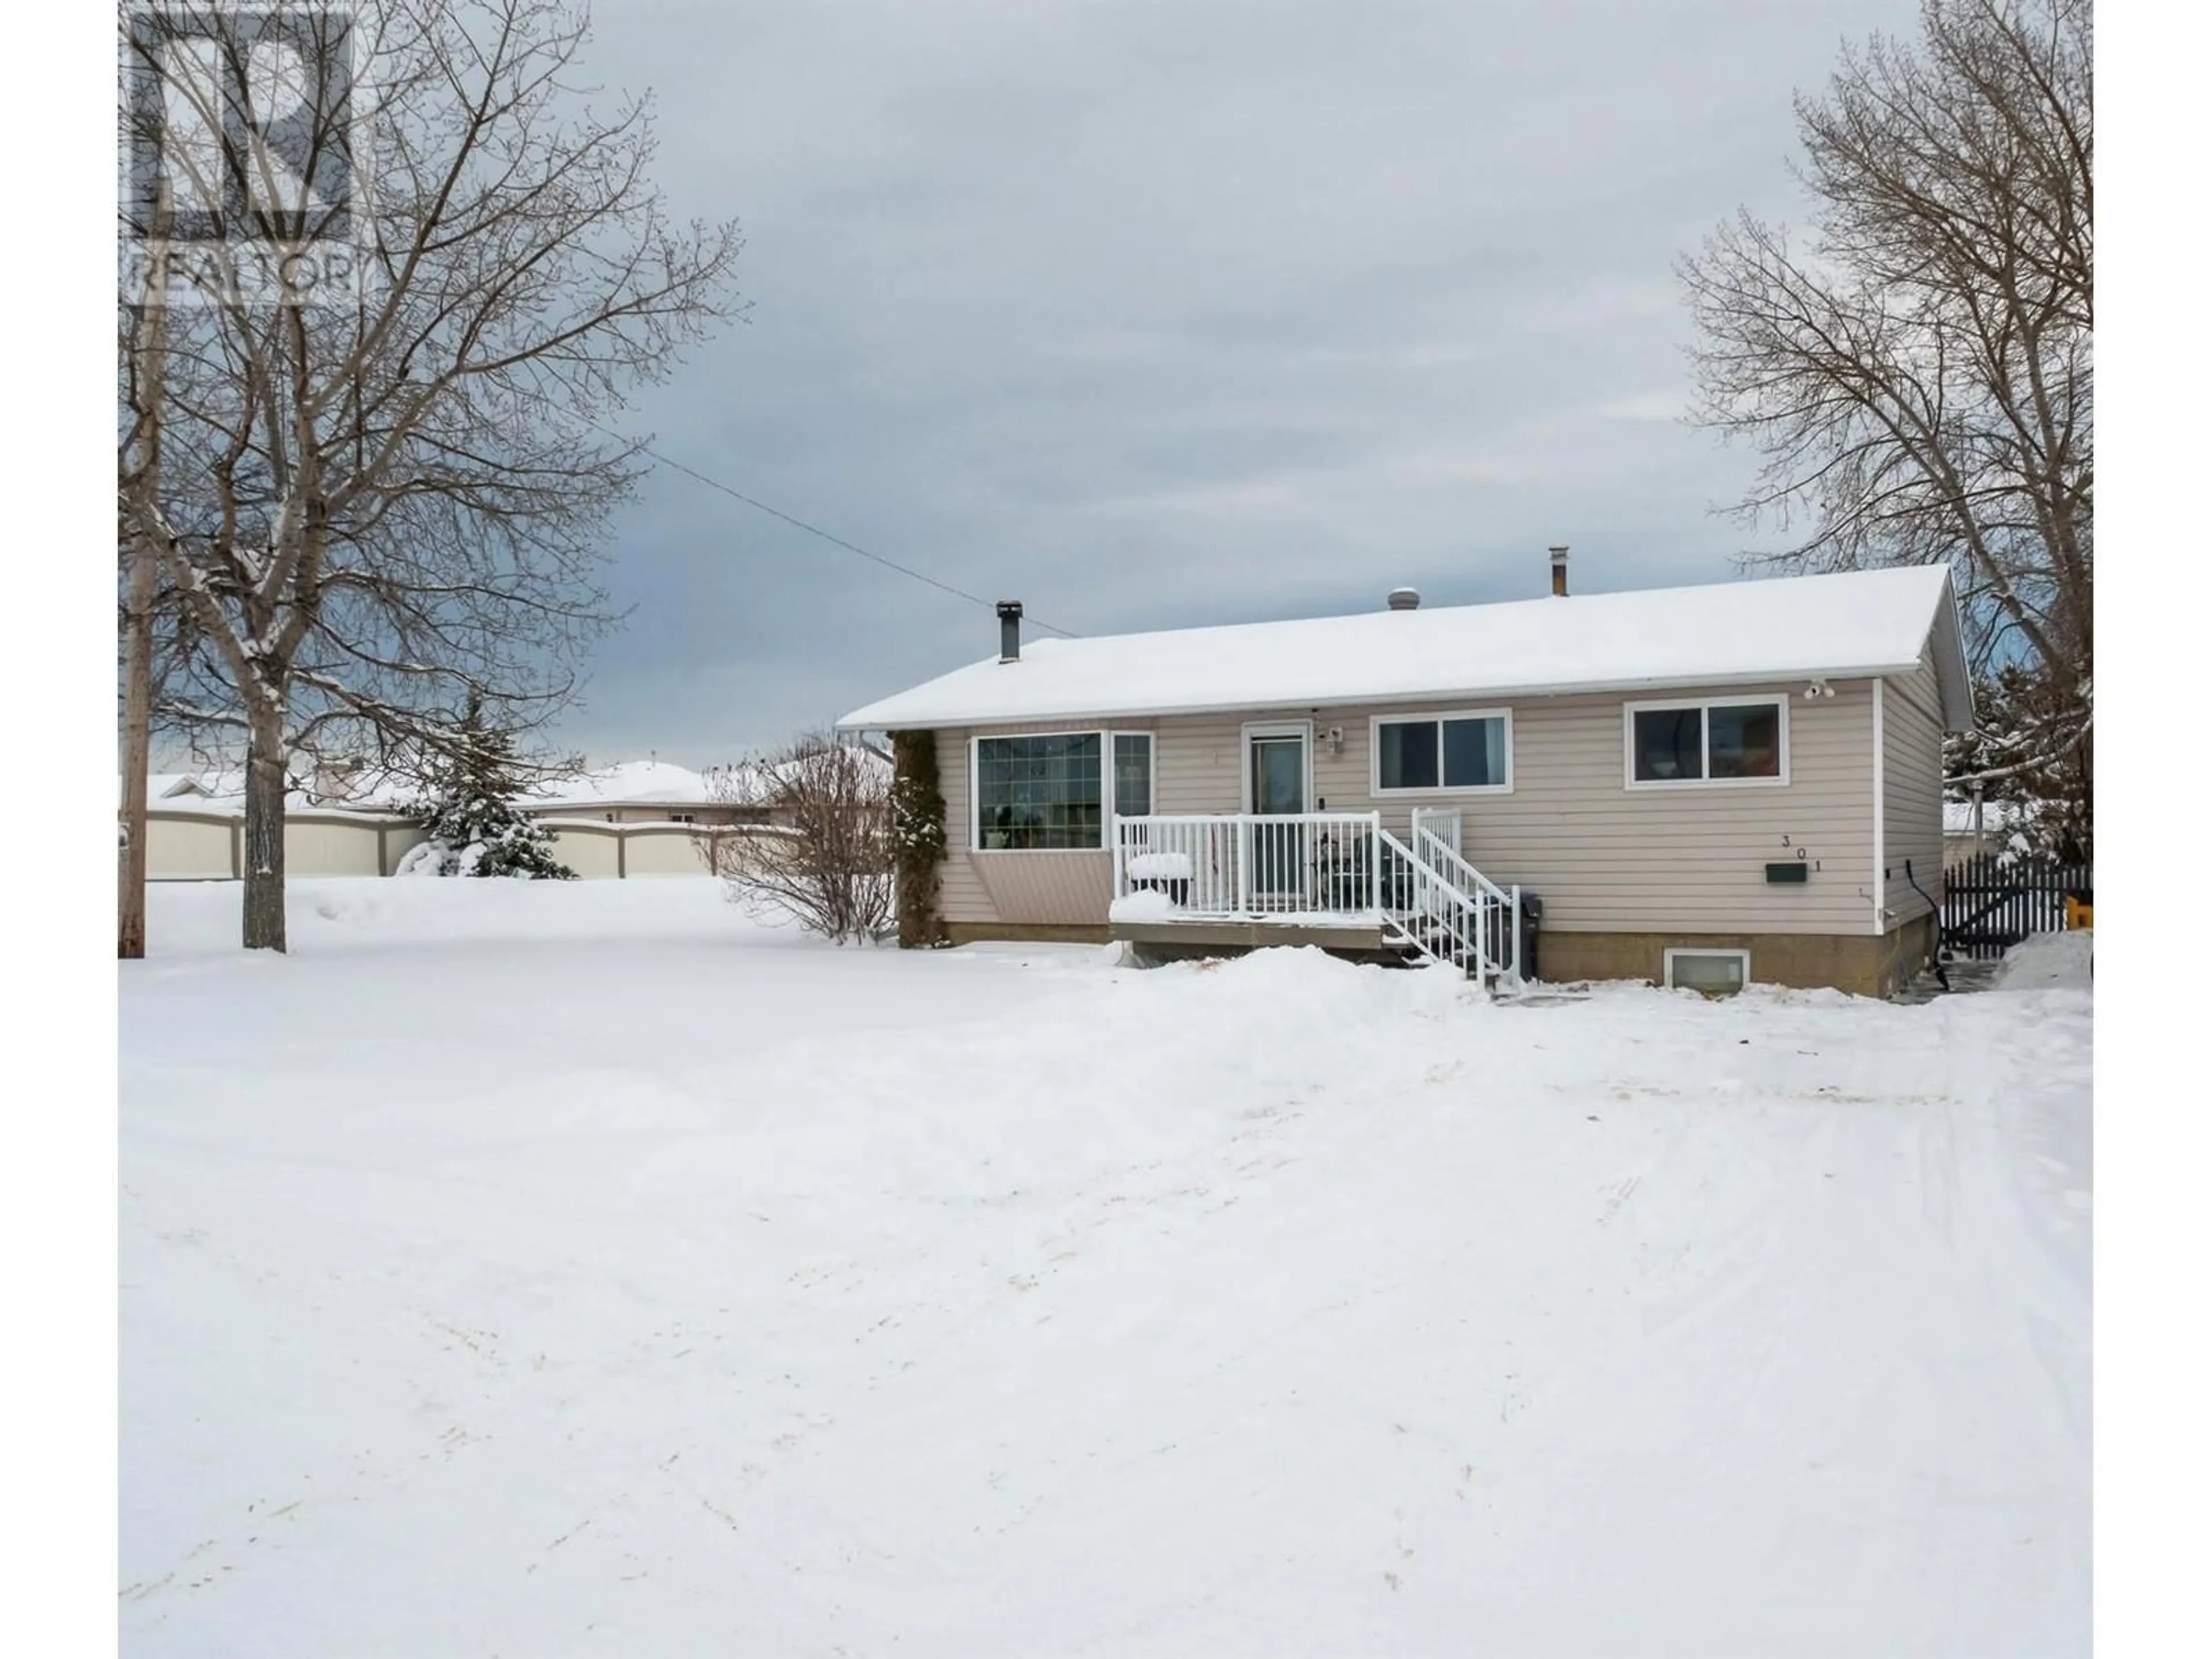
xmin=1664 ymin=948 xmax=1751 ymax=997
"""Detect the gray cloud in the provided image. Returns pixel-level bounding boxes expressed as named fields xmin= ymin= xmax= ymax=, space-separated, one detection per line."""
xmin=559 ymin=0 xmax=1917 ymax=763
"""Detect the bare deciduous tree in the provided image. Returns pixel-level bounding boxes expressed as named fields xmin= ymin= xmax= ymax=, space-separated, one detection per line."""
xmin=1680 ymin=0 xmax=2091 ymax=822
xmin=117 ymin=0 xmax=744 ymax=949
xmin=711 ymin=737 xmax=894 ymax=944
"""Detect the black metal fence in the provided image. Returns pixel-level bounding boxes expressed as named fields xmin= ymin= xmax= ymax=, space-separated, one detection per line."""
xmin=1940 ymin=851 xmax=2092 ymax=959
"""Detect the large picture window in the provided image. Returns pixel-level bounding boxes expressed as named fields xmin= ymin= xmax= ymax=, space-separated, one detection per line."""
xmin=974 ymin=733 xmax=1103 ymax=849
xmin=1625 ymin=697 xmax=1788 ymax=787
xmin=972 ymin=730 xmax=1153 ymax=850
xmin=1372 ymin=711 xmax=1512 ymax=794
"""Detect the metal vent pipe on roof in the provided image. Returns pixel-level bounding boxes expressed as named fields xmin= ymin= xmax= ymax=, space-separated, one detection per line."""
xmin=1550 ymin=545 xmax=1569 ymax=597
xmin=997 ymin=599 xmax=1023 ymax=662
xmin=1387 ymin=587 xmax=1421 ymax=611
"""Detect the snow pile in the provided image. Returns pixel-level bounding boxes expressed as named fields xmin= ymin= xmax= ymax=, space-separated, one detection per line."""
xmin=1107 ymin=887 xmax=1177 ymax=921
xmin=525 ymin=759 xmax=716 ymax=811
xmin=123 ymin=889 xmax=2088 ymax=1657
xmin=1998 ymin=929 xmax=2092 ymax=990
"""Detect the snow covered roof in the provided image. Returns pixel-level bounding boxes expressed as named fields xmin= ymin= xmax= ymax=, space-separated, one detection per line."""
xmin=838 ymin=566 xmax=1975 ymax=732
xmin=524 ymin=760 xmax=726 ymax=810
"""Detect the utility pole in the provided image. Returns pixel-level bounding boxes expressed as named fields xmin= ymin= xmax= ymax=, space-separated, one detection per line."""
xmin=119 ymin=202 xmax=165 ymax=959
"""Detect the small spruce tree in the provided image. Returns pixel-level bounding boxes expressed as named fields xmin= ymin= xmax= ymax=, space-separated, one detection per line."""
xmin=402 ymin=702 xmax=577 ymax=880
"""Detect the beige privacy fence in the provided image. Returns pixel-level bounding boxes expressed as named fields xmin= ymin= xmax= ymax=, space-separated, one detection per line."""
xmin=144 ymin=809 xmax=747 ymax=880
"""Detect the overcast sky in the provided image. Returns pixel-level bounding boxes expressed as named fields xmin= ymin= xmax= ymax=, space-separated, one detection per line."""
xmin=562 ymin=0 xmax=1916 ymax=764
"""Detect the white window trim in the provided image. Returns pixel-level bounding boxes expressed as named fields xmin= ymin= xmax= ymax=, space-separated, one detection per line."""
xmin=1663 ymin=946 xmax=1752 ymax=993
xmin=1622 ymin=695 xmax=1791 ymax=790
xmin=1240 ymin=720 xmax=1314 ymax=813
xmin=1108 ymin=729 xmax=1158 ymax=822
xmin=968 ymin=729 xmax=1114 ymax=854
xmin=1368 ymin=707 xmax=1516 ymax=797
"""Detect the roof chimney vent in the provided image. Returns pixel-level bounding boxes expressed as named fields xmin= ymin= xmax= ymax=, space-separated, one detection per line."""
xmin=996 ymin=599 xmax=1023 ymax=663
xmin=1386 ymin=586 xmax=1421 ymax=611
xmin=1549 ymin=545 xmax=1569 ymax=597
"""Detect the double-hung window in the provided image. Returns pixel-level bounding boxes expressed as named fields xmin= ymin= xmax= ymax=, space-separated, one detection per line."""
xmin=1372 ymin=711 xmax=1512 ymax=794
xmin=972 ymin=730 xmax=1153 ymax=849
xmin=1624 ymin=696 xmax=1789 ymax=787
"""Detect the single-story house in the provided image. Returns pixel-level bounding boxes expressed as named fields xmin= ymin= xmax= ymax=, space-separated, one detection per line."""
xmin=836 ymin=555 xmax=1973 ymax=997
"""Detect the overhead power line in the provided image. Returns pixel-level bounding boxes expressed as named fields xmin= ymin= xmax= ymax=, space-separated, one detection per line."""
xmin=637 ymin=444 xmax=1080 ymax=638
xmin=509 ymin=384 xmax=1080 ymax=638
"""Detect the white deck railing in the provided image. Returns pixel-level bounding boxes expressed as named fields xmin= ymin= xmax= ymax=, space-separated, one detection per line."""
xmin=1110 ymin=810 xmax=1524 ymax=981
xmin=1112 ymin=811 xmax=1389 ymax=918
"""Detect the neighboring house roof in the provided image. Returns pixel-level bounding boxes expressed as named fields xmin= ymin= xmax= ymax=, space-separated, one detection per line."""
xmin=525 ymin=760 xmax=717 ymax=812
xmin=136 ymin=757 xmax=743 ymax=817
xmin=133 ymin=769 xmax=245 ymax=809
xmin=838 ymin=565 xmax=1975 ymax=733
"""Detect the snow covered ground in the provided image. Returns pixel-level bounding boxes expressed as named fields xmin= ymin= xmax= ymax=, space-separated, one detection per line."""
xmin=121 ymin=880 xmax=2091 ymax=1657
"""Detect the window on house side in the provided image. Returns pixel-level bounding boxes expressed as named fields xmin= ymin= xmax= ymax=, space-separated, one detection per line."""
xmin=1376 ymin=714 xmax=1507 ymax=791
xmin=1630 ymin=700 xmax=1785 ymax=785
xmin=1112 ymin=733 xmax=1153 ymax=818
xmin=1708 ymin=703 xmax=1783 ymax=779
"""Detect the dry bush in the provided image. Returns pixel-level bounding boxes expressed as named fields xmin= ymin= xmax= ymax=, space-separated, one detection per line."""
xmin=710 ymin=736 xmax=893 ymax=942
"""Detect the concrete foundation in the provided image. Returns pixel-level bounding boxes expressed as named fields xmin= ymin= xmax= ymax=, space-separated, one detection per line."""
xmin=1538 ymin=915 xmax=1937 ymax=999
xmin=943 ymin=921 xmax=1111 ymax=946
xmin=938 ymin=914 xmax=1940 ymax=999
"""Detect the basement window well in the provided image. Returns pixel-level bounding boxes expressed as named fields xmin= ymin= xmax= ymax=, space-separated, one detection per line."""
xmin=1663 ymin=948 xmax=1750 ymax=997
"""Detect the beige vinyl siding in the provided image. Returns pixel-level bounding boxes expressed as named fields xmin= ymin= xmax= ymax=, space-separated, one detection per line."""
xmin=1144 ymin=684 xmax=1876 ymax=935
xmin=939 ymin=687 xmax=1882 ymax=934
xmin=1882 ymin=646 xmax=1947 ymax=925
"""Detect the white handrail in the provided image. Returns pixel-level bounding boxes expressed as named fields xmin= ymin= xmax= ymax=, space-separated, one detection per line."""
xmin=1414 ymin=824 xmax=1523 ymax=982
xmin=1376 ymin=825 xmax=1498 ymax=979
xmin=1414 ymin=824 xmax=1512 ymax=909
